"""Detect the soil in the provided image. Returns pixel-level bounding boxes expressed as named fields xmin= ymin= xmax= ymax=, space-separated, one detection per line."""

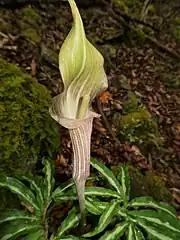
xmin=0 ymin=1 xmax=180 ymax=213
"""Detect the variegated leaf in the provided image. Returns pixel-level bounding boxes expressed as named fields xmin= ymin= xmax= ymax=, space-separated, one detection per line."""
xmin=126 ymin=223 xmax=136 ymax=240
xmin=22 ymin=176 xmax=44 ymax=212
xmin=90 ymin=158 xmax=123 ymax=197
xmin=119 ymin=165 xmax=130 ymax=201
xmin=23 ymin=229 xmax=44 ymax=240
xmin=129 ymin=210 xmax=180 ymax=237
xmin=52 ymin=179 xmax=74 ymax=199
xmin=98 ymin=222 xmax=129 ymax=240
xmin=126 ymin=224 xmax=145 ymax=240
xmin=137 ymin=218 xmax=180 ymax=240
xmin=117 ymin=207 xmax=128 ymax=218
xmin=0 ymin=210 xmax=38 ymax=224
xmin=54 ymin=236 xmax=80 ymax=240
xmin=128 ymin=197 xmax=177 ymax=218
xmin=55 ymin=207 xmax=80 ymax=237
xmin=0 ymin=175 xmax=39 ymax=212
xmin=0 ymin=221 xmax=42 ymax=240
xmin=85 ymin=197 xmax=103 ymax=215
xmin=134 ymin=227 xmax=145 ymax=240
xmin=43 ymin=159 xmax=55 ymax=202
xmin=53 ymin=194 xmax=77 ymax=203
xmin=84 ymin=186 xmax=122 ymax=199
xmin=83 ymin=200 xmax=120 ymax=237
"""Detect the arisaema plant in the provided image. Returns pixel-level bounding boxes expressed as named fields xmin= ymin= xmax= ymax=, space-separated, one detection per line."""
xmin=49 ymin=0 xmax=108 ymax=227
xmin=0 ymin=160 xmax=80 ymax=240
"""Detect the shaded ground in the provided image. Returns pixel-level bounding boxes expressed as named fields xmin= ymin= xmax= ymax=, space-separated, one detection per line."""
xmin=0 ymin=1 xmax=180 ymax=211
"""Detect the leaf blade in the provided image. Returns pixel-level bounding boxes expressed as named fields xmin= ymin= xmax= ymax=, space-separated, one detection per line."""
xmin=43 ymin=159 xmax=55 ymax=202
xmin=83 ymin=200 xmax=120 ymax=237
xmin=0 ymin=221 xmax=42 ymax=240
xmin=98 ymin=222 xmax=128 ymax=240
xmin=128 ymin=197 xmax=177 ymax=218
xmin=90 ymin=158 xmax=123 ymax=197
xmin=0 ymin=175 xmax=39 ymax=212
xmin=22 ymin=176 xmax=44 ymax=211
xmin=120 ymin=165 xmax=130 ymax=201
xmin=84 ymin=186 xmax=123 ymax=199
xmin=129 ymin=210 xmax=180 ymax=235
xmin=0 ymin=210 xmax=38 ymax=224
xmin=55 ymin=207 xmax=80 ymax=237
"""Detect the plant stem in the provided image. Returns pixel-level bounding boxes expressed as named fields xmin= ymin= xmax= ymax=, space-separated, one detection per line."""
xmin=43 ymin=206 xmax=49 ymax=240
xmin=75 ymin=94 xmax=90 ymax=229
xmin=75 ymin=179 xmax=86 ymax=233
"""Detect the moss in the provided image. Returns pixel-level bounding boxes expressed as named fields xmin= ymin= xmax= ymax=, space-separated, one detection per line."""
xmin=111 ymin=165 xmax=172 ymax=203
xmin=119 ymin=106 xmax=162 ymax=149
xmin=123 ymin=93 xmax=139 ymax=114
xmin=22 ymin=6 xmax=41 ymax=26
xmin=22 ymin=28 xmax=41 ymax=43
xmin=0 ymin=58 xmax=59 ymax=177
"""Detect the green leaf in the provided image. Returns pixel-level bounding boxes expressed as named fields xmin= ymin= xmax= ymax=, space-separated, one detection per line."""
xmin=54 ymin=195 xmax=77 ymax=202
xmin=98 ymin=222 xmax=128 ymax=240
xmin=126 ymin=224 xmax=145 ymax=240
xmin=52 ymin=179 xmax=74 ymax=199
xmin=126 ymin=223 xmax=136 ymax=240
xmin=137 ymin=219 xmax=180 ymax=240
xmin=54 ymin=236 xmax=80 ymax=240
xmin=119 ymin=165 xmax=130 ymax=200
xmin=92 ymin=159 xmax=124 ymax=196
xmin=56 ymin=207 xmax=80 ymax=237
xmin=117 ymin=207 xmax=128 ymax=217
xmin=85 ymin=186 xmax=122 ymax=199
xmin=0 ymin=210 xmax=38 ymax=224
xmin=22 ymin=176 xmax=44 ymax=211
xmin=0 ymin=221 xmax=42 ymax=240
xmin=129 ymin=210 xmax=180 ymax=235
xmin=23 ymin=229 xmax=44 ymax=240
xmin=134 ymin=227 xmax=145 ymax=240
xmin=85 ymin=197 xmax=104 ymax=215
xmin=0 ymin=175 xmax=39 ymax=212
xmin=128 ymin=197 xmax=177 ymax=218
xmin=43 ymin=159 xmax=55 ymax=202
xmin=83 ymin=200 xmax=120 ymax=237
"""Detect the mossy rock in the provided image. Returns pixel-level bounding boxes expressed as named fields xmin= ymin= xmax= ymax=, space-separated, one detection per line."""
xmin=0 ymin=58 xmax=59 ymax=177
xmin=119 ymin=103 xmax=162 ymax=149
xmin=111 ymin=165 xmax=172 ymax=203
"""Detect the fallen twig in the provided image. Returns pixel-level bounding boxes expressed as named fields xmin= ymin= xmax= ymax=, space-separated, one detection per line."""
xmin=102 ymin=0 xmax=180 ymax=61
xmin=146 ymin=35 xmax=180 ymax=60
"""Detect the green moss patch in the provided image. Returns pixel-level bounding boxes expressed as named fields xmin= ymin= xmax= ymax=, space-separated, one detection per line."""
xmin=0 ymin=58 xmax=59 ymax=177
xmin=119 ymin=94 xmax=163 ymax=149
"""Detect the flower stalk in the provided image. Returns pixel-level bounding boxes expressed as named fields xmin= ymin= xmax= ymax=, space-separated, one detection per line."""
xmin=49 ymin=0 xmax=108 ymax=229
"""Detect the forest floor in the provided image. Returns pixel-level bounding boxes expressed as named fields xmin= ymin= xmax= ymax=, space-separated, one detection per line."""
xmin=0 ymin=2 xmax=180 ymax=212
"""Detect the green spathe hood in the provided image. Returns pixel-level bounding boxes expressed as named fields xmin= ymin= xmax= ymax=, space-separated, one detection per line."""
xmin=50 ymin=0 xmax=107 ymax=120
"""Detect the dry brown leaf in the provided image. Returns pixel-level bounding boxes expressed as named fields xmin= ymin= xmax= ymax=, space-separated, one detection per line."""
xmin=99 ymin=91 xmax=112 ymax=104
xmin=55 ymin=154 xmax=67 ymax=167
